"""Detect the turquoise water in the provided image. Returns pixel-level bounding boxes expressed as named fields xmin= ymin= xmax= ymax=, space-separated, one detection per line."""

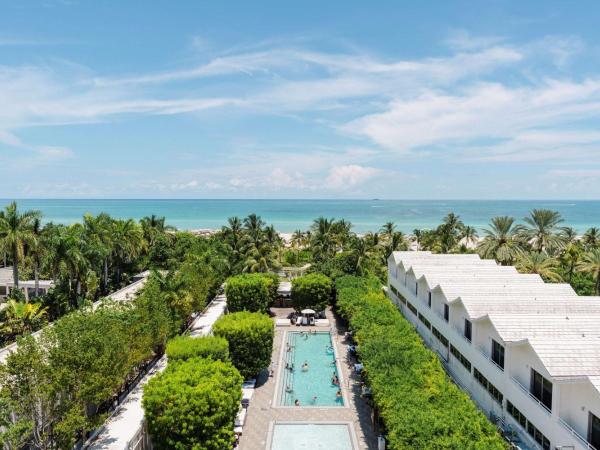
xmin=280 ymin=332 xmax=343 ymax=407
xmin=1 ymin=199 xmax=600 ymax=233
xmin=271 ymin=423 xmax=354 ymax=450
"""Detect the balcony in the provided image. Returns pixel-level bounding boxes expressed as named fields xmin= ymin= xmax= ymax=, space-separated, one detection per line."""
xmin=558 ymin=417 xmax=598 ymax=450
xmin=510 ymin=377 xmax=551 ymax=416
xmin=477 ymin=345 xmax=504 ymax=372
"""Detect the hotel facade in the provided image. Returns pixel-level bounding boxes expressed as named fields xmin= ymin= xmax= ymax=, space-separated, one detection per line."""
xmin=387 ymin=251 xmax=600 ymax=450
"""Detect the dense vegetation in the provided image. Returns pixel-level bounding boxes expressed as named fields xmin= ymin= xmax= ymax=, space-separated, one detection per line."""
xmin=0 ymin=238 xmax=223 ymax=448
xmin=213 ymin=311 xmax=274 ymax=380
xmin=291 ymin=273 xmax=333 ymax=312
xmin=166 ymin=335 xmax=229 ymax=362
xmin=224 ymin=273 xmax=277 ymax=312
xmin=143 ymin=357 xmax=242 ymax=450
xmin=336 ymin=276 xmax=507 ymax=450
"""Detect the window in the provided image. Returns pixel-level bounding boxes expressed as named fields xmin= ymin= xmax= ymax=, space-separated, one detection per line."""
xmin=474 ymin=368 xmax=503 ymax=405
xmin=464 ymin=319 xmax=472 ymax=342
xmin=432 ymin=327 xmax=448 ymax=347
xmin=530 ymin=369 xmax=552 ymax=411
xmin=0 ymin=286 xmax=6 ymax=296
xmin=415 ymin=282 xmax=418 ymax=296
xmin=428 ymin=291 xmax=432 ymax=308
xmin=507 ymin=401 xmax=550 ymax=450
xmin=406 ymin=301 xmax=418 ymax=316
xmin=418 ymin=313 xmax=431 ymax=330
xmin=443 ymin=304 xmax=449 ymax=322
xmin=491 ymin=340 xmax=505 ymax=370
xmin=450 ymin=344 xmax=471 ymax=372
xmin=589 ymin=412 xmax=600 ymax=450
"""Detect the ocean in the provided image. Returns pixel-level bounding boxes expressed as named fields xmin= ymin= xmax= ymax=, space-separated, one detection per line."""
xmin=1 ymin=199 xmax=599 ymax=233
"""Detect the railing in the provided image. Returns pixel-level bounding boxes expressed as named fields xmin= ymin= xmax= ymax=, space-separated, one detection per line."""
xmin=477 ymin=345 xmax=504 ymax=372
xmin=510 ymin=377 xmax=551 ymax=416
xmin=126 ymin=421 xmax=152 ymax=450
xmin=559 ymin=417 xmax=598 ymax=450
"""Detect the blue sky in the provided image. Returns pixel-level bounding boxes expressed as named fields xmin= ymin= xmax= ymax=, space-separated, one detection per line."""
xmin=2 ymin=0 xmax=600 ymax=199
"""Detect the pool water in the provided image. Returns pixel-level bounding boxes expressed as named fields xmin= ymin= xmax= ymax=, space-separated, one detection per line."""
xmin=280 ymin=332 xmax=343 ymax=406
xmin=271 ymin=423 xmax=354 ymax=449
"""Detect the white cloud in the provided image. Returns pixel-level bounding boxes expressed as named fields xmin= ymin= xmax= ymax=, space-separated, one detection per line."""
xmin=325 ymin=165 xmax=380 ymax=190
xmin=346 ymin=79 xmax=600 ymax=161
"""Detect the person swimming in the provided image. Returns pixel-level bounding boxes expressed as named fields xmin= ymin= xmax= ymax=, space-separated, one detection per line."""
xmin=302 ymin=361 xmax=309 ymax=371
xmin=286 ymin=385 xmax=293 ymax=393
xmin=294 ymin=399 xmax=301 ymax=406
xmin=336 ymin=390 xmax=343 ymax=401
xmin=332 ymin=372 xmax=340 ymax=386
xmin=311 ymin=395 xmax=318 ymax=404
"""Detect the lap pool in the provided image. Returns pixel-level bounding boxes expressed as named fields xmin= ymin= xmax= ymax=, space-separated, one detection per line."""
xmin=279 ymin=331 xmax=344 ymax=407
xmin=270 ymin=423 xmax=355 ymax=450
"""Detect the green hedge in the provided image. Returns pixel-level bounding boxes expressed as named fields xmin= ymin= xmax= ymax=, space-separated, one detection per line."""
xmin=291 ymin=273 xmax=332 ymax=312
xmin=166 ymin=336 xmax=229 ymax=362
xmin=213 ymin=311 xmax=274 ymax=380
xmin=143 ymin=357 xmax=242 ymax=450
xmin=225 ymin=273 xmax=277 ymax=313
xmin=336 ymin=276 xmax=507 ymax=450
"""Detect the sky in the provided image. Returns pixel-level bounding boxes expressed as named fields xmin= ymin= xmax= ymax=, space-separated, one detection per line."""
xmin=1 ymin=0 xmax=600 ymax=200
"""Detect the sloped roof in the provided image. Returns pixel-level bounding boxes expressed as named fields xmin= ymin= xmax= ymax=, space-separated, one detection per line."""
xmin=392 ymin=251 xmax=600 ymax=389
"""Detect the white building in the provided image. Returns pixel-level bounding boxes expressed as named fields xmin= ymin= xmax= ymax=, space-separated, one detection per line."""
xmin=0 ymin=267 xmax=54 ymax=301
xmin=387 ymin=251 xmax=600 ymax=450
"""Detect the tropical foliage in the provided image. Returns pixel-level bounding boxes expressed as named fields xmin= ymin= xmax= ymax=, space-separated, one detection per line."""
xmin=166 ymin=335 xmax=229 ymax=362
xmin=291 ymin=273 xmax=333 ymax=312
xmin=225 ymin=273 xmax=275 ymax=313
xmin=143 ymin=357 xmax=242 ymax=450
xmin=335 ymin=276 xmax=507 ymax=450
xmin=213 ymin=312 xmax=274 ymax=380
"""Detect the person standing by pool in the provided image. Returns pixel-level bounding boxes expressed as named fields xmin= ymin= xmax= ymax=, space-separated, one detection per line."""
xmin=332 ymin=372 xmax=339 ymax=386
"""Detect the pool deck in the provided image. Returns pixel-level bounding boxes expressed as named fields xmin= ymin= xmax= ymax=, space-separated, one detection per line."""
xmin=239 ymin=307 xmax=379 ymax=450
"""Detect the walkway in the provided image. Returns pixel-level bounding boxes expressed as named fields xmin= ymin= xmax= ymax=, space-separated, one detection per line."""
xmin=239 ymin=307 xmax=379 ymax=450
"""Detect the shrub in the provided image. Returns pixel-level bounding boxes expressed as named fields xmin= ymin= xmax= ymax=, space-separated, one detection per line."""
xmin=166 ymin=336 xmax=229 ymax=362
xmin=335 ymin=276 xmax=507 ymax=450
xmin=225 ymin=274 xmax=273 ymax=312
xmin=143 ymin=358 xmax=242 ymax=450
xmin=213 ymin=311 xmax=273 ymax=379
xmin=291 ymin=273 xmax=332 ymax=312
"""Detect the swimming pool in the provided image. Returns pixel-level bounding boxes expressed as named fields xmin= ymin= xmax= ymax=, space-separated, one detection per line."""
xmin=279 ymin=331 xmax=344 ymax=407
xmin=270 ymin=423 xmax=355 ymax=450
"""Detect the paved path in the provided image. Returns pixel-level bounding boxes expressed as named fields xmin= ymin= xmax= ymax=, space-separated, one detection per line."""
xmin=239 ymin=308 xmax=380 ymax=450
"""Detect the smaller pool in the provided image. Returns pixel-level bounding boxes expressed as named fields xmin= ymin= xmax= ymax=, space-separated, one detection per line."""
xmin=279 ymin=331 xmax=344 ymax=406
xmin=270 ymin=423 xmax=355 ymax=450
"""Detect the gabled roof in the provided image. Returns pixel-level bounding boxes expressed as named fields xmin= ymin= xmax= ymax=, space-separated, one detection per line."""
xmin=392 ymin=251 xmax=600 ymax=390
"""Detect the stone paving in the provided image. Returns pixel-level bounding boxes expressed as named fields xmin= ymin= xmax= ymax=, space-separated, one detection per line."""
xmin=239 ymin=307 xmax=380 ymax=450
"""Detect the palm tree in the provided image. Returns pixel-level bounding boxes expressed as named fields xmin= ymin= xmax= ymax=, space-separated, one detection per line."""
xmin=0 ymin=201 xmax=42 ymax=287
xmin=243 ymin=244 xmax=278 ymax=273
xmin=111 ymin=219 xmax=145 ymax=284
xmin=520 ymin=209 xmax=566 ymax=253
xmin=460 ymin=225 xmax=479 ymax=248
xmin=140 ymin=214 xmax=175 ymax=245
xmin=437 ymin=213 xmax=464 ymax=252
xmin=577 ymin=249 xmax=600 ymax=295
xmin=2 ymin=299 xmax=47 ymax=338
xmin=291 ymin=230 xmax=305 ymax=264
xmin=516 ymin=252 xmax=562 ymax=282
xmin=28 ymin=217 xmax=45 ymax=298
xmin=310 ymin=217 xmax=336 ymax=260
xmin=412 ymin=229 xmax=423 ymax=251
xmin=380 ymin=221 xmax=396 ymax=237
xmin=583 ymin=227 xmax=599 ymax=249
xmin=560 ymin=242 xmax=582 ymax=284
xmin=477 ymin=216 xmax=524 ymax=265
xmin=243 ymin=214 xmax=265 ymax=247
xmin=83 ymin=213 xmax=114 ymax=292
xmin=349 ymin=236 xmax=374 ymax=276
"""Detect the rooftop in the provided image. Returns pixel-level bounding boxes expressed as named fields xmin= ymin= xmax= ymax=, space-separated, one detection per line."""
xmin=391 ymin=251 xmax=600 ymax=392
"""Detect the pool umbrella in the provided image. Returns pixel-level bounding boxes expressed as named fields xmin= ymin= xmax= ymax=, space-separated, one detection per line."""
xmin=301 ymin=309 xmax=316 ymax=315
